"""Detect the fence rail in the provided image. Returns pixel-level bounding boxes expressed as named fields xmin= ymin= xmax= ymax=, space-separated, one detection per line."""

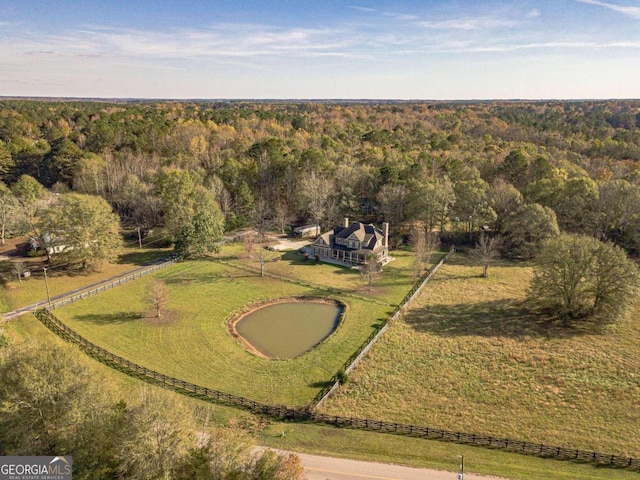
xmin=47 ymin=257 xmax=177 ymax=310
xmin=314 ymin=248 xmax=454 ymax=407
xmin=31 ymin=308 xmax=640 ymax=471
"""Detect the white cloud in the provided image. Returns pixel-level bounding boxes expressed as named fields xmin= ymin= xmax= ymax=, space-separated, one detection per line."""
xmin=382 ymin=12 xmax=420 ymax=21
xmin=417 ymin=16 xmax=516 ymax=30
xmin=443 ymin=39 xmax=640 ymax=54
xmin=577 ymin=0 xmax=640 ymax=19
xmin=3 ymin=23 xmax=364 ymax=62
xmin=348 ymin=6 xmax=377 ymax=13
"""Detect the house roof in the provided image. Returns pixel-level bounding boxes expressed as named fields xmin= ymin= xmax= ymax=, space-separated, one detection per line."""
xmin=335 ymin=222 xmax=384 ymax=248
xmin=313 ymin=221 xmax=385 ymax=252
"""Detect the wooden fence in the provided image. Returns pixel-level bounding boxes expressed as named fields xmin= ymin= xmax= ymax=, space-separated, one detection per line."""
xmin=32 ymin=308 xmax=640 ymax=471
xmin=47 ymin=257 xmax=177 ymax=311
xmin=313 ymin=247 xmax=454 ymax=407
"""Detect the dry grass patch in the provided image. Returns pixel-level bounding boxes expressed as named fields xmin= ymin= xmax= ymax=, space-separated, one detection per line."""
xmin=0 ymin=245 xmax=171 ymax=313
xmin=321 ymin=254 xmax=640 ymax=458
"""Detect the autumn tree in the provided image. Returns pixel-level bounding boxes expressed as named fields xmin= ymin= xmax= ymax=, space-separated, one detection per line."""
xmin=12 ymin=174 xmax=46 ymax=215
xmin=406 ymin=177 xmax=455 ymax=233
xmin=409 ymin=225 xmax=439 ymax=281
xmin=451 ymin=169 xmax=497 ymax=242
xmin=174 ymin=187 xmax=225 ymax=259
xmin=156 ymin=168 xmax=197 ymax=239
xmin=528 ymin=234 xmax=640 ymax=326
xmin=553 ymin=177 xmax=598 ymax=235
xmin=376 ymin=183 xmax=407 ymax=228
xmin=502 ymin=203 xmax=560 ymax=259
xmin=0 ymin=182 xmax=18 ymax=244
xmin=410 ymin=225 xmax=426 ymax=281
xmin=0 ymin=140 xmax=14 ymax=176
xmin=594 ymin=179 xmax=640 ymax=252
xmin=38 ymin=192 xmax=122 ymax=269
xmin=491 ymin=177 xmax=523 ymax=232
xmin=0 ymin=340 xmax=305 ymax=480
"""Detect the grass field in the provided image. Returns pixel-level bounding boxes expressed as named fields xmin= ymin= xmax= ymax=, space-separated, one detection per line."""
xmin=52 ymin=247 xmax=404 ymax=405
xmin=0 ymin=243 xmax=171 ymax=313
xmin=320 ymin=253 xmax=640 ymax=458
xmin=4 ymin=315 xmax=637 ymax=480
xmin=6 ymin=241 xmax=640 ymax=476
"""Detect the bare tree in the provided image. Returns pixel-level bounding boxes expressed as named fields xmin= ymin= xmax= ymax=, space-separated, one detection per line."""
xmin=410 ymin=225 xmax=426 ymax=282
xmin=11 ymin=261 xmax=27 ymax=284
xmin=244 ymin=231 xmax=274 ymax=277
xmin=424 ymin=231 xmax=440 ymax=266
xmin=273 ymin=201 xmax=292 ymax=235
xmin=410 ymin=226 xmax=440 ymax=282
xmin=146 ymin=279 xmax=169 ymax=318
xmin=376 ymin=184 xmax=407 ymax=227
xmin=361 ymin=253 xmax=383 ymax=291
xmin=471 ymin=233 xmax=502 ymax=277
xmin=299 ymin=172 xmax=334 ymax=231
xmin=251 ymin=198 xmax=272 ymax=237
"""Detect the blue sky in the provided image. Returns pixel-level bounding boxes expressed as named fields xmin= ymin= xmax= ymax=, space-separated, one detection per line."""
xmin=0 ymin=0 xmax=639 ymax=99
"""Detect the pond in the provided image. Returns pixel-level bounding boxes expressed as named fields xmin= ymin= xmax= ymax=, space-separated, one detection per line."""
xmin=233 ymin=299 xmax=343 ymax=359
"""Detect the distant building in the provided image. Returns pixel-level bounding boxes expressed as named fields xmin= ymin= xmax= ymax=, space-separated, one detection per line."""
xmin=310 ymin=218 xmax=390 ymax=266
xmin=291 ymin=224 xmax=321 ymax=238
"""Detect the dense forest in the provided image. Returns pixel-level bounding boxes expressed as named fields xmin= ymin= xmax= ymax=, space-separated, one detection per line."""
xmin=2 ymin=99 xmax=640 ymax=258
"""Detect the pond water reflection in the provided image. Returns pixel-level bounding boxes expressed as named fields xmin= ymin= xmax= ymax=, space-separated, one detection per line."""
xmin=235 ymin=301 xmax=342 ymax=359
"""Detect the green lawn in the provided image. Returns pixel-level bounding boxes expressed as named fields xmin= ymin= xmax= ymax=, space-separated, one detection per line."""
xmin=0 ymin=245 xmax=171 ymax=313
xmin=53 ymin=251 xmax=398 ymax=405
xmin=320 ymin=253 xmax=640 ymax=458
xmin=12 ymin=244 xmax=640 ymax=474
xmin=4 ymin=315 xmax=637 ymax=480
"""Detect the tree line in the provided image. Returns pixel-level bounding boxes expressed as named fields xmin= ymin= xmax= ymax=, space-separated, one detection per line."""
xmin=2 ymin=99 xmax=640 ymax=323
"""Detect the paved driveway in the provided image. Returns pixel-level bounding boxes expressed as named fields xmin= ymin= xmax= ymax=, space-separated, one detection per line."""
xmin=270 ymin=238 xmax=311 ymax=252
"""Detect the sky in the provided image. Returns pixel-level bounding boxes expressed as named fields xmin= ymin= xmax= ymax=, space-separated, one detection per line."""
xmin=0 ymin=0 xmax=639 ymax=100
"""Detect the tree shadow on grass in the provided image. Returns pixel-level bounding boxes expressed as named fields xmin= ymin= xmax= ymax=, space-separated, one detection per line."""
xmin=162 ymin=271 xmax=256 ymax=286
xmin=404 ymin=299 xmax=591 ymax=339
xmin=163 ymin=274 xmax=224 ymax=285
xmin=308 ymin=380 xmax=334 ymax=388
xmin=117 ymin=250 xmax=171 ymax=266
xmin=75 ymin=312 xmax=142 ymax=325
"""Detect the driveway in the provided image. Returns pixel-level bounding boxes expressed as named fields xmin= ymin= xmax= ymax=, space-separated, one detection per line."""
xmin=291 ymin=451 xmax=507 ymax=480
xmin=269 ymin=237 xmax=311 ymax=252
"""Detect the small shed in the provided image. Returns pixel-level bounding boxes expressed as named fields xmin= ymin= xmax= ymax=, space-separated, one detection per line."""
xmin=292 ymin=224 xmax=321 ymax=238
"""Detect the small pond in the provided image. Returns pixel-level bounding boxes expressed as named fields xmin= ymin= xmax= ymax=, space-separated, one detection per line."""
xmin=233 ymin=300 xmax=343 ymax=359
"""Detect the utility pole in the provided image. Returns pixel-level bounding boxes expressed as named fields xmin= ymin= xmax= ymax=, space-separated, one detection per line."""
xmin=43 ymin=266 xmax=51 ymax=308
xmin=458 ymin=455 xmax=464 ymax=480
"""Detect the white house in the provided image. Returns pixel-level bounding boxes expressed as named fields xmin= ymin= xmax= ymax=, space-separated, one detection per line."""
xmin=310 ymin=218 xmax=390 ymax=266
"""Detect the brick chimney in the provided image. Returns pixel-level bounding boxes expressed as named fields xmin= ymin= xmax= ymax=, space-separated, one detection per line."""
xmin=343 ymin=217 xmax=349 ymax=228
xmin=382 ymin=222 xmax=389 ymax=247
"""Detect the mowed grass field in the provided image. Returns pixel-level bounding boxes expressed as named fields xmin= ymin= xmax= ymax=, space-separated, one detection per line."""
xmin=320 ymin=253 xmax=640 ymax=458
xmin=52 ymin=246 xmax=413 ymax=405
xmin=0 ymin=244 xmax=171 ymax=313
xmin=6 ymin=314 xmax=637 ymax=480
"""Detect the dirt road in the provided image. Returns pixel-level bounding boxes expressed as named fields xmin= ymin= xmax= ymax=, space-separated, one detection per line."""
xmin=296 ymin=451 xmax=506 ymax=480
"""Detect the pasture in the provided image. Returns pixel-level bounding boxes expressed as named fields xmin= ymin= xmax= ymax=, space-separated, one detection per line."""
xmin=52 ymin=247 xmax=415 ymax=405
xmin=320 ymin=253 xmax=640 ymax=458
